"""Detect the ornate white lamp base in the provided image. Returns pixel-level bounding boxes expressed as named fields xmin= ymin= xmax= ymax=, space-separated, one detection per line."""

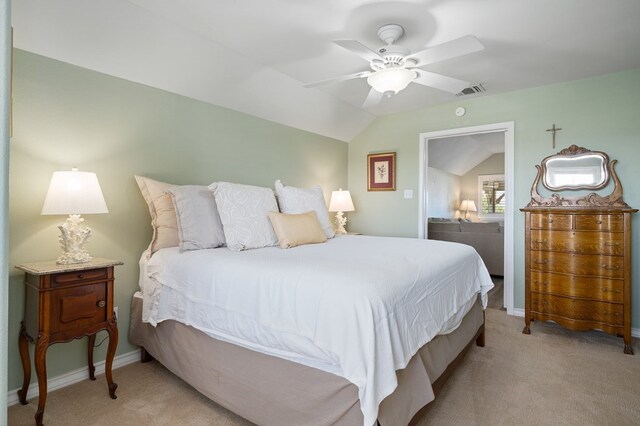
xmin=334 ymin=211 xmax=348 ymax=235
xmin=56 ymin=214 xmax=93 ymax=264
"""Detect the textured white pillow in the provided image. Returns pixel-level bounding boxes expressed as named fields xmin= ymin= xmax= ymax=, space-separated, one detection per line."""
xmin=167 ymin=185 xmax=226 ymax=252
xmin=274 ymin=180 xmax=335 ymax=239
xmin=209 ymin=182 xmax=279 ymax=251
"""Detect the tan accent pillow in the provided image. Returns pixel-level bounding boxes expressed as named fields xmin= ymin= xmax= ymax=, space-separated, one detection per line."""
xmin=134 ymin=176 xmax=179 ymax=255
xmin=268 ymin=211 xmax=327 ymax=249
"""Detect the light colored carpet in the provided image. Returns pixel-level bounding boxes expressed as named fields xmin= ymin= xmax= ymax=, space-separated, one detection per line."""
xmin=9 ymin=310 xmax=640 ymax=426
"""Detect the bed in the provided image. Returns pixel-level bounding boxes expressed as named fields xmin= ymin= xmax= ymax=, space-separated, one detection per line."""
xmin=129 ymin=234 xmax=493 ymax=425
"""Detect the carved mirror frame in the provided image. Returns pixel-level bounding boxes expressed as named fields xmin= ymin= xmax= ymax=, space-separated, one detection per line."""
xmin=527 ymin=145 xmax=630 ymax=208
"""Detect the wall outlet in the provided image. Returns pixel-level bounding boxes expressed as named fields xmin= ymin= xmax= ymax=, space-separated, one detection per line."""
xmin=114 ymin=306 xmax=118 ymax=320
xmin=403 ymin=189 xmax=414 ymax=199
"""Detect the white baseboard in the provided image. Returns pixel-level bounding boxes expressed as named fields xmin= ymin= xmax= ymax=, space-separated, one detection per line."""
xmin=508 ymin=308 xmax=640 ymax=338
xmin=511 ymin=308 xmax=524 ymax=317
xmin=7 ymin=349 xmax=140 ymax=407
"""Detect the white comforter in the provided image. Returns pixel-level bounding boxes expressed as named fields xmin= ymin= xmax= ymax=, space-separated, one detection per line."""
xmin=141 ymin=235 xmax=493 ymax=426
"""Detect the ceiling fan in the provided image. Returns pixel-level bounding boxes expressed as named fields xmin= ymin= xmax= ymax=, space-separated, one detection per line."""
xmin=303 ymin=24 xmax=484 ymax=108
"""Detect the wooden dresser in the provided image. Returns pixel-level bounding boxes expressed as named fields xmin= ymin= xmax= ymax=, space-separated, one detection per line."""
xmin=522 ymin=145 xmax=637 ymax=354
xmin=522 ymin=207 xmax=635 ymax=353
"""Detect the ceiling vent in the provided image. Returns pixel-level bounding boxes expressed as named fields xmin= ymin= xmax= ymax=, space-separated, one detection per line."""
xmin=456 ymin=83 xmax=486 ymax=97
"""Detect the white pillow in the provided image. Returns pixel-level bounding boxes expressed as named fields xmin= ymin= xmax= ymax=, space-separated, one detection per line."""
xmin=167 ymin=185 xmax=226 ymax=252
xmin=274 ymin=180 xmax=335 ymax=239
xmin=209 ymin=182 xmax=279 ymax=251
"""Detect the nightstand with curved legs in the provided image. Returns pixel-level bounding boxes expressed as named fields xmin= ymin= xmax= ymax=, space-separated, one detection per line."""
xmin=16 ymin=258 xmax=123 ymax=426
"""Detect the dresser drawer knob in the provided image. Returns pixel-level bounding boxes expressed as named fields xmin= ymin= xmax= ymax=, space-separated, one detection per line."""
xmin=602 ymin=288 xmax=621 ymax=293
xmin=534 ymin=259 xmax=549 ymax=265
xmin=77 ymin=274 xmax=85 ymax=280
xmin=97 ymin=300 xmax=106 ymax=308
xmin=597 ymin=220 xmax=603 ymax=224
xmin=604 ymin=242 xmax=619 ymax=247
xmin=547 ymin=219 xmax=554 ymax=223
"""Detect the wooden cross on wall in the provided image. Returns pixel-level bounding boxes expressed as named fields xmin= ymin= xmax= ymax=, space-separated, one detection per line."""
xmin=546 ymin=124 xmax=563 ymax=149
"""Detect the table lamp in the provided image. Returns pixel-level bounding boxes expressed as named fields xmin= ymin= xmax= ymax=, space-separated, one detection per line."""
xmin=41 ymin=168 xmax=109 ymax=264
xmin=459 ymin=199 xmax=477 ymax=219
xmin=329 ymin=189 xmax=355 ymax=235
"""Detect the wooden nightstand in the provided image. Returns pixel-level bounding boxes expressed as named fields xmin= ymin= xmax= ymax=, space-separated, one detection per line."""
xmin=16 ymin=258 xmax=123 ymax=426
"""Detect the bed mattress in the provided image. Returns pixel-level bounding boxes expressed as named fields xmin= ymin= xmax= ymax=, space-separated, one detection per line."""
xmin=139 ymin=235 xmax=493 ymax=425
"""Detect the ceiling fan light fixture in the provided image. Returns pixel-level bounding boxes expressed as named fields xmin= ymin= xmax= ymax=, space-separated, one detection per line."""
xmin=367 ymin=68 xmax=416 ymax=95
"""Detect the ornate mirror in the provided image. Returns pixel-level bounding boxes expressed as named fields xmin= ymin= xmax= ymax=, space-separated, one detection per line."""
xmin=542 ymin=151 xmax=608 ymax=191
xmin=528 ymin=145 xmax=629 ymax=208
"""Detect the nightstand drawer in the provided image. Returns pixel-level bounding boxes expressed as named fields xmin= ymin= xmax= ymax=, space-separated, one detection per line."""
xmin=50 ymin=282 xmax=108 ymax=333
xmin=53 ymin=268 xmax=109 ymax=286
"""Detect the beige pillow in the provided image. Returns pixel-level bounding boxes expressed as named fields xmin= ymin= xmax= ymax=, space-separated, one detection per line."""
xmin=134 ymin=176 xmax=179 ymax=255
xmin=268 ymin=211 xmax=328 ymax=249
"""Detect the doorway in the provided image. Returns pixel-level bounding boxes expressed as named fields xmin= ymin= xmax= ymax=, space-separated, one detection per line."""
xmin=417 ymin=122 xmax=515 ymax=315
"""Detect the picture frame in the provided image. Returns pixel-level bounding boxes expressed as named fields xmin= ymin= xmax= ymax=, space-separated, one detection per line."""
xmin=367 ymin=152 xmax=396 ymax=191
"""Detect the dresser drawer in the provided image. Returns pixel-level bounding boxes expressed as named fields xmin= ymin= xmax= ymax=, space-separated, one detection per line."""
xmin=575 ymin=214 xmax=623 ymax=232
xmin=530 ymin=230 xmax=624 ymax=255
xmin=50 ymin=282 xmax=108 ymax=333
xmin=530 ymin=213 xmax=572 ymax=230
xmin=52 ymin=268 xmax=109 ymax=287
xmin=530 ymin=271 xmax=624 ymax=303
xmin=530 ymin=251 xmax=624 ymax=278
xmin=531 ymin=293 xmax=623 ymax=326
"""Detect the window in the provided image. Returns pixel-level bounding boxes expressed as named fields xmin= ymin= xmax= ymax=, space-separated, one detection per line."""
xmin=478 ymin=174 xmax=505 ymax=218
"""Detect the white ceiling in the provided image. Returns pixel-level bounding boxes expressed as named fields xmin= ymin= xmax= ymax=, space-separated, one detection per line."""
xmin=429 ymin=132 xmax=504 ymax=176
xmin=11 ymin=0 xmax=640 ymax=142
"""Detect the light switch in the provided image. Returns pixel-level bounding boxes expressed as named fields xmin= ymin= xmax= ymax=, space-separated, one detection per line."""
xmin=403 ymin=189 xmax=413 ymax=199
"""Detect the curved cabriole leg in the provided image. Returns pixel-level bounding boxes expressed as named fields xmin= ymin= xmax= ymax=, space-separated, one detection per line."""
xmin=105 ymin=321 xmax=119 ymax=399
xmin=523 ymin=316 xmax=531 ymax=335
xmin=623 ymin=329 xmax=634 ymax=355
xmin=18 ymin=323 xmax=31 ymax=405
xmin=88 ymin=334 xmax=97 ymax=380
xmin=34 ymin=334 xmax=50 ymax=426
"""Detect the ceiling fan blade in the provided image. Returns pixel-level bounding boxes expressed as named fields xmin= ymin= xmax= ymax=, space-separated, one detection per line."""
xmin=333 ymin=40 xmax=386 ymax=63
xmin=413 ymin=70 xmax=470 ymax=94
xmin=303 ymin=71 xmax=371 ymax=88
xmin=406 ymin=35 xmax=484 ymax=67
xmin=362 ymin=88 xmax=384 ymax=109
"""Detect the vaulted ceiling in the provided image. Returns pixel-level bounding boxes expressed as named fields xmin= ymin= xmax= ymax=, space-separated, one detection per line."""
xmin=429 ymin=132 xmax=504 ymax=176
xmin=11 ymin=0 xmax=640 ymax=142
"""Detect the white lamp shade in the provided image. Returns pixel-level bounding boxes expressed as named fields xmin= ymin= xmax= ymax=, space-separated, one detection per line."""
xmin=459 ymin=199 xmax=477 ymax=212
xmin=41 ymin=169 xmax=109 ymax=215
xmin=329 ymin=189 xmax=355 ymax=212
xmin=367 ymin=68 xmax=416 ymax=94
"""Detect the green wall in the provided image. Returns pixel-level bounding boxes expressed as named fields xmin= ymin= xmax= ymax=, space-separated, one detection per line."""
xmin=348 ymin=68 xmax=640 ymax=327
xmin=7 ymin=50 xmax=348 ymax=391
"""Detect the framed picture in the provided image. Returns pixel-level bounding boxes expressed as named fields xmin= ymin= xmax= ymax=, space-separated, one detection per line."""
xmin=367 ymin=152 xmax=396 ymax=191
